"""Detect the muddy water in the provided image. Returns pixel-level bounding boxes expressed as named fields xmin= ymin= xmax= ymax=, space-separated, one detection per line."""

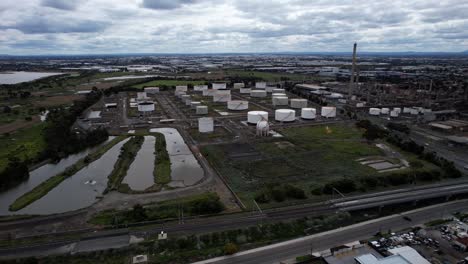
xmin=149 ymin=128 xmax=204 ymax=188
xmin=0 ymin=137 xmax=115 ymax=215
xmin=12 ymin=138 xmax=129 ymax=215
xmin=122 ymin=136 xmax=156 ymax=191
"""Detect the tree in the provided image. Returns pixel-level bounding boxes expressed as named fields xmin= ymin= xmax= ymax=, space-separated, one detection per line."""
xmin=224 ymin=243 xmax=239 ymax=255
xmin=130 ymin=204 xmax=147 ymax=222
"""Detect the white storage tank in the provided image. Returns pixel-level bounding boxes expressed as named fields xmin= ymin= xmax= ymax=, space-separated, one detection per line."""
xmin=272 ymin=93 xmax=287 ymax=98
xmin=138 ymin=101 xmax=155 ymax=112
xmin=321 ymin=107 xmax=337 ymax=118
xmin=181 ymin=94 xmax=191 ymax=103
xmin=247 ymin=111 xmax=268 ymax=124
xmin=137 ymin=92 xmax=148 ymax=101
xmin=410 ymin=108 xmax=419 ymax=115
xmin=196 ymin=106 xmax=208 ymax=115
xmin=255 ymin=82 xmax=267 ymax=89
xmin=212 ymin=83 xmax=227 ymax=90
xmin=275 ymin=109 xmax=296 ymax=122
xmin=227 ymin=100 xmax=249 ymax=111
xmin=369 ymin=108 xmax=381 ymax=116
xmin=272 ymin=96 xmax=289 ymax=106
xmin=240 ymin=88 xmax=251 ymax=94
xmin=290 ymin=99 xmax=308 ymax=109
xmin=198 ymin=117 xmax=214 ymax=133
xmin=175 ymin=86 xmax=188 ymax=92
xmin=215 ymin=90 xmax=231 ymax=95
xmin=144 ymin=87 xmax=159 ymax=94
xmin=272 ymin=88 xmax=285 ymax=93
xmin=191 ymin=101 xmax=201 ymax=109
xmin=301 ymin=108 xmax=317 ymax=120
xmin=356 ymin=102 xmax=366 ymax=108
xmin=390 ymin=110 xmax=399 ymax=117
xmin=213 ymin=94 xmax=231 ymax=103
xmin=233 ymin=83 xmax=245 ymax=89
xmin=403 ymin=107 xmax=412 ymax=114
xmin=381 ymin=108 xmax=390 ymax=115
xmin=251 ymin=90 xmax=267 ymax=98
xmin=175 ymin=91 xmax=186 ymax=98
xmin=202 ymin=89 xmax=215 ymax=97
xmin=393 ymin=107 xmax=402 ymax=114
xmin=266 ymin=86 xmax=275 ymax=93
xmin=194 ymin=85 xmax=208 ymax=91
xmin=256 ymin=120 xmax=269 ymax=136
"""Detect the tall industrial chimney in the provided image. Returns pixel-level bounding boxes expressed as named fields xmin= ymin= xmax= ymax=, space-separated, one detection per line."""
xmin=349 ymin=43 xmax=357 ymax=98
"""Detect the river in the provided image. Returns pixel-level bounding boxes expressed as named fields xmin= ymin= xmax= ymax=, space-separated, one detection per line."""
xmin=0 ymin=72 xmax=63 ymax=84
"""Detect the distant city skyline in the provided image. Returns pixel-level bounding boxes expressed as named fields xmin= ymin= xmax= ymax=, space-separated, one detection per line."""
xmin=0 ymin=0 xmax=467 ymax=55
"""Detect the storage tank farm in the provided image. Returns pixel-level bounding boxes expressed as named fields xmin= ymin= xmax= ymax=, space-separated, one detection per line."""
xmin=138 ymin=101 xmax=155 ymax=112
xmin=255 ymin=82 xmax=267 ymax=89
xmin=212 ymin=83 xmax=227 ymax=90
xmin=248 ymin=111 xmax=268 ymax=124
xmin=369 ymin=108 xmax=381 ymax=116
xmin=275 ymin=109 xmax=296 ymax=122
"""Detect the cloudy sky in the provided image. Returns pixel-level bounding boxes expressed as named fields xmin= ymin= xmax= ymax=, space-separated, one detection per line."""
xmin=0 ymin=0 xmax=466 ymax=54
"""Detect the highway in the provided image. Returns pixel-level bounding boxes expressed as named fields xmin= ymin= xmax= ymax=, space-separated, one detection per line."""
xmin=194 ymin=200 xmax=468 ymax=264
xmin=1 ymin=181 xmax=468 ymax=260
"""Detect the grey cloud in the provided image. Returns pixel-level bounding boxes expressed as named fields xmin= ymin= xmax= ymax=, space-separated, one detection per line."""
xmin=7 ymin=16 xmax=109 ymax=34
xmin=141 ymin=0 xmax=196 ymax=10
xmin=41 ymin=0 xmax=81 ymax=11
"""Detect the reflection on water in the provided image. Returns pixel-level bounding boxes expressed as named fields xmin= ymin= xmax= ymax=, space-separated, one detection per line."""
xmin=0 ymin=137 xmax=115 ymax=215
xmin=149 ymin=128 xmax=204 ymax=188
xmin=11 ymin=138 xmax=129 ymax=215
xmin=122 ymin=136 xmax=155 ymax=191
xmin=0 ymin=72 xmax=63 ymax=84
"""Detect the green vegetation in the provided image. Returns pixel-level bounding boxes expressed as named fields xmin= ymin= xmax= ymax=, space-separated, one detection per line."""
xmin=153 ymin=133 xmax=171 ymax=185
xmin=0 ymin=124 xmax=46 ymax=172
xmin=226 ymin=70 xmax=330 ymax=82
xmin=132 ymin=80 xmax=207 ymax=89
xmin=107 ymin=136 xmax=144 ymax=191
xmin=202 ymin=123 xmax=441 ymax=208
xmin=9 ymin=136 xmax=127 ymax=211
xmin=89 ymin=193 xmax=224 ymax=226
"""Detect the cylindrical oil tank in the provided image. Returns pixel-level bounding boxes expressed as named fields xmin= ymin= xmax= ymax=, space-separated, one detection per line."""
xmin=213 ymin=94 xmax=231 ymax=103
xmin=369 ymin=108 xmax=381 ymax=116
xmin=393 ymin=107 xmax=402 ymax=114
xmin=202 ymin=89 xmax=215 ymax=97
xmin=181 ymin=94 xmax=191 ymax=103
xmin=240 ymin=88 xmax=251 ymax=94
xmin=301 ymin=108 xmax=316 ymax=119
xmin=390 ymin=110 xmax=399 ymax=117
xmin=255 ymin=82 xmax=266 ymax=89
xmin=410 ymin=108 xmax=419 ymax=115
xmin=272 ymin=96 xmax=289 ymax=106
xmin=191 ymin=101 xmax=201 ymax=109
xmin=176 ymin=91 xmax=186 ymax=98
xmin=144 ymin=87 xmax=159 ymax=94
xmin=256 ymin=120 xmax=269 ymax=136
xmin=275 ymin=109 xmax=296 ymax=122
xmin=196 ymin=106 xmax=208 ymax=115
xmin=138 ymin=101 xmax=155 ymax=112
xmin=251 ymin=90 xmax=267 ymax=98
xmin=290 ymin=99 xmax=307 ymax=109
xmin=403 ymin=107 xmax=412 ymax=114
xmin=215 ymin=90 xmax=231 ymax=95
xmin=234 ymin=83 xmax=245 ymax=89
xmin=381 ymin=108 xmax=390 ymax=115
xmin=248 ymin=111 xmax=268 ymax=124
xmin=198 ymin=117 xmax=214 ymax=133
xmin=273 ymin=88 xmax=285 ymax=93
xmin=194 ymin=85 xmax=208 ymax=91
xmin=212 ymin=83 xmax=227 ymax=90
xmin=356 ymin=102 xmax=365 ymax=107
xmin=272 ymin=93 xmax=287 ymax=98
xmin=321 ymin=107 xmax=337 ymax=118
xmin=266 ymin=86 xmax=275 ymax=93
xmin=227 ymin=100 xmax=249 ymax=111
xmin=175 ymin=86 xmax=188 ymax=92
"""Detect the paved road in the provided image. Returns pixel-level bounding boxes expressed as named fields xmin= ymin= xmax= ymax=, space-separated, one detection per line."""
xmin=194 ymin=200 xmax=468 ymax=264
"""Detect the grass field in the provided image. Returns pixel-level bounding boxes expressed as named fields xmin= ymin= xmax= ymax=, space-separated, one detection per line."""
xmin=225 ymin=70 xmax=333 ymax=82
xmin=201 ymin=123 xmax=439 ymax=209
xmin=132 ymin=80 xmax=207 ymax=89
xmin=0 ymin=124 xmax=46 ymax=172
